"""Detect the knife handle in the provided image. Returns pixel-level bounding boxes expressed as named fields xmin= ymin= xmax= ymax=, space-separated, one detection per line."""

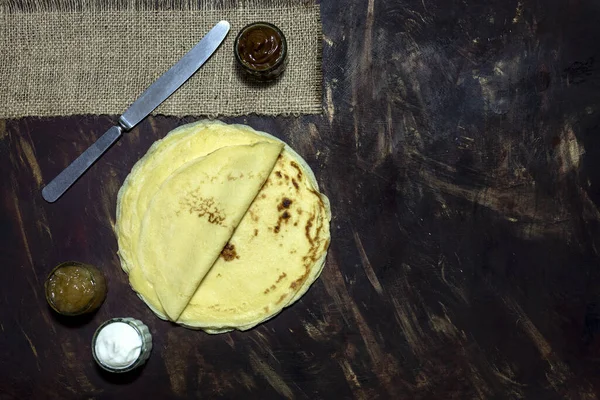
xmin=42 ymin=126 xmax=123 ymax=203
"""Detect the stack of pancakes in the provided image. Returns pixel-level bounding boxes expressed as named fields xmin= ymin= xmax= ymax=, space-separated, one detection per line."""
xmin=116 ymin=121 xmax=331 ymax=333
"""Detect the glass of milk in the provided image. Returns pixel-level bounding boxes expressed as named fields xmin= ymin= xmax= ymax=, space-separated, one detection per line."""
xmin=92 ymin=317 xmax=153 ymax=373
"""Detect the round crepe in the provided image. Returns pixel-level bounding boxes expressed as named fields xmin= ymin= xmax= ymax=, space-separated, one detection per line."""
xmin=116 ymin=121 xmax=331 ymax=333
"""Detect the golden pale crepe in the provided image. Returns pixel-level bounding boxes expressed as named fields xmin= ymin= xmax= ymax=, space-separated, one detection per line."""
xmin=137 ymin=142 xmax=283 ymax=320
xmin=117 ymin=122 xmax=279 ymax=275
xmin=116 ymin=121 xmax=331 ymax=332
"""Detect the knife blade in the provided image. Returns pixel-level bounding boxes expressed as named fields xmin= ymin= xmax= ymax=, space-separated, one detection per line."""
xmin=41 ymin=20 xmax=230 ymax=203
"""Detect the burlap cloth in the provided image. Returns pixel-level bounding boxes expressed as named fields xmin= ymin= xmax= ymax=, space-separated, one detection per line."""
xmin=0 ymin=1 xmax=322 ymax=118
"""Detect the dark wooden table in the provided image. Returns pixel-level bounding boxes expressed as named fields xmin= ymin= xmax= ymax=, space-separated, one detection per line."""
xmin=3 ymin=0 xmax=600 ymax=398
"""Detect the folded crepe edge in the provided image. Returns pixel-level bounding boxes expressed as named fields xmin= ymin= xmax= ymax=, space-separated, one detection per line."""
xmin=115 ymin=122 xmax=201 ymax=274
xmin=176 ymin=141 xmax=331 ymax=332
xmin=143 ymin=140 xmax=285 ymax=321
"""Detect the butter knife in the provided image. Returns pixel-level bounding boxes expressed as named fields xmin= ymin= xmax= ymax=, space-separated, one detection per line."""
xmin=41 ymin=20 xmax=231 ymax=203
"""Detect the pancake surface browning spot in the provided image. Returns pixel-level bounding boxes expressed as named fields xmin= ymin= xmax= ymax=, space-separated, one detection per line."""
xmin=274 ymin=198 xmax=294 ymax=234
xmin=276 ymin=294 xmax=287 ymax=304
xmin=290 ymin=161 xmax=303 ymax=179
xmin=220 ymin=243 xmax=239 ymax=261
xmin=180 ymin=193 xmax=226 ymax=226
xmin=305 ymin=214 xmax=315 ymax=245
xmin=278 ymin=197 xmax=293 ymax=211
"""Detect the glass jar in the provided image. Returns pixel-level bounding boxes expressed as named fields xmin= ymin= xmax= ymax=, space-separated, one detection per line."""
xmin=234 ymin=22 xmax=288 ymax=81
xmin=44 ymin=261 xmax=107 ymax=316
xmin=92 ymin=317 xmax=153 ymax=373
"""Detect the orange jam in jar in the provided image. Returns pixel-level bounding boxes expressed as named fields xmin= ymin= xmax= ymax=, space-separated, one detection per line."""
xmin=45 ymin=261 xmax=107 ymax=316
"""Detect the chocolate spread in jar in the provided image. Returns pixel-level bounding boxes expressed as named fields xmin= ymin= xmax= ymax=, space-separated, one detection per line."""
xmin=235 ymin=22 xmax=287 ymax=80
xmin=237 ymin=25 xmax=283 ymax=70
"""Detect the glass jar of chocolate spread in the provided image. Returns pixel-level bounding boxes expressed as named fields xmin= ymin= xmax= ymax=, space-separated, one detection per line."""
xmin=45 ymin=261 xmax=107 ymax=316
xmin=234 ymin=22 xmax=288 ymax=81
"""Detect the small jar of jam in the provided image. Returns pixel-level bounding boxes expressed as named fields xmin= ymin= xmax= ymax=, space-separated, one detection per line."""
xmin=234 ymin=22 xmax=288 ymax=81
xmin=45 ymin=261 xmax=107 ymax=316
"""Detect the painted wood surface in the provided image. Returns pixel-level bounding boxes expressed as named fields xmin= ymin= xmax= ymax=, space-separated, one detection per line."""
xmin=3 ymin=0 xmax=600 ymax=398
